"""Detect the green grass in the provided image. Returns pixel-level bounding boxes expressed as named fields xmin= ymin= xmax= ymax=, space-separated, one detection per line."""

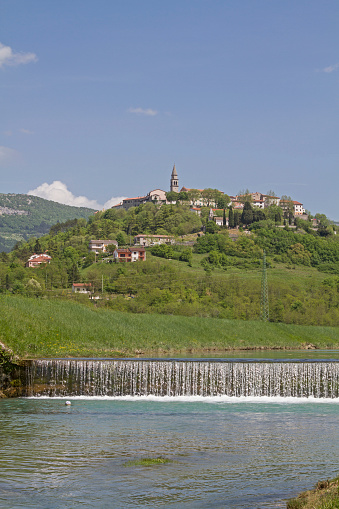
xmin=1 ymin=295 xmax=339 ymax=359
xmin=287 ymin=477 xmax=339 ymax=508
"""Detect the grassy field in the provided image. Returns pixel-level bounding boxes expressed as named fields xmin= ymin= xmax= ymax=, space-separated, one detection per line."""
xmin=287 ymin=477 xmax=339 ymax=508
xmin=1 ymin=295 xmax=338 ymax=359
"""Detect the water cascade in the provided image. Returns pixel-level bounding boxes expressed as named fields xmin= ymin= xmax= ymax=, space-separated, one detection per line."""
xmin=24 ymin=359 xmax=339 ymax=398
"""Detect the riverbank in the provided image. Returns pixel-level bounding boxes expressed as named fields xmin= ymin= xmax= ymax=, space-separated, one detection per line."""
xmin=287 ymin=477 xmax=339 ymax=508
xmin=1 ymin=295 xmax=339 ymax=358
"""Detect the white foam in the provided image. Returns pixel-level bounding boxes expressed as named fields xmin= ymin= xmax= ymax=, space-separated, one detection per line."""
xmin=24 ymin=395 xmax=339 ymax=404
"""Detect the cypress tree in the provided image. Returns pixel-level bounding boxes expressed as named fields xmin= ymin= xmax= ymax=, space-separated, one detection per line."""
xmin=228 ymin=207 xmax=234 ymax=228
xmin=241 ymin=201 xmax=253 ymax=227
xmin=234 ymin=211 xmax=240 ymax=227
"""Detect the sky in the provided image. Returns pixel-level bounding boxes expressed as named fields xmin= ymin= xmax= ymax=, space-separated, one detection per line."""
xmin=0 ymin=0 xmax=338 ymax=218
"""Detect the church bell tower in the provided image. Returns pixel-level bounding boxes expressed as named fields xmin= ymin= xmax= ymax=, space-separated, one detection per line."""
xmin=170 ymin=164 xmax=179 ymax=193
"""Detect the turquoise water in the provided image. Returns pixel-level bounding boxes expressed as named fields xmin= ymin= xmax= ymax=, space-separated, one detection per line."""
xmin=1 ymin=396 xmax=339 ymax=508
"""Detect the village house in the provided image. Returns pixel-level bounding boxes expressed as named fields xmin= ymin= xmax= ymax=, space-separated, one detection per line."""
xmin=25 ymin=253 xmax=52 ymax=268
xmin=280 ymin=200 xmax=305 ymax=216
xmin=89 ymin=239 xmax=118 ymax=254
xmin=72 ymin=283 xmax=92 ymax=294
xmin=115 ymin=189 xmax=168 ymax=211
xmin=235 ymin=192 xmax=281 ymax=208
xmin=113 ymin=247 xmax=146 ymax=262
xmin=134 ymin=234 xmax=174 ymax=247
xmin=190 ymin=207 xmax=202 ymax=215
xmin=179 ymin=187 xmax=207 ymax=206
xmin=209 ymin=208 xmax=228 ymax=226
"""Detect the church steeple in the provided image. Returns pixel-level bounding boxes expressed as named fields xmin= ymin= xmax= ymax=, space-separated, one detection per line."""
xmin=170 ymin=164 xmax=179 ymax=193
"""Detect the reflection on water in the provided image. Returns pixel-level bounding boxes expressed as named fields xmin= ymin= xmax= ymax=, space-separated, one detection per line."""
xmin=1 ymin=398 xmax=339 ymax=508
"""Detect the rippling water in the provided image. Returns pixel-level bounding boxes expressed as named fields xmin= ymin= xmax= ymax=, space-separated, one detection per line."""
xmin=1 ymin=397 xmax=339 ymax=508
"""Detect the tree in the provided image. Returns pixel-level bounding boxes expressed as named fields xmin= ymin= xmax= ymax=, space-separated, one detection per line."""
xmin=228 ymin=207 xmax=234 ymax=228
xmin=217 ymin=194 xmax=230 ymax=209
xmin=106 ymin=243 xmax=117 ymax=254
xmin=205 ymin=220 xmax=219 ymax=233
xmin=116 ymin=232 xmax=127 ymax=246
xmin=280 ymin=195 xmax=294 ymax=219
xmin=223 ymin=209 xmax=227 ymax=227
xmin=201 ymin=188 xmax=214 ymax=206
xmin=264 ymin=190 xmax=277 ymax=206
xmin=187 ymin=189 xmax=202 ymax=206
xmin=241 ymin=202 xmax=253 ymax=227
xmin=25 ymin=278 xmax=43 ymax=297
xmin=177 ymin=191 xmax=189 ymax=202
xmin=237 ymin=189 xmax=252 ymax=203
xmin=34 ymin=239 xmax=42 ymax=254
xmin=166 ymin=191 xmax=178 ymax=203
xmin=234 ymin=211 xmax=241 ymax=227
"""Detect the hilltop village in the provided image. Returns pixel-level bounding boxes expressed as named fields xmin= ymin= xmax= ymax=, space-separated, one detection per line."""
xmin=113 ymin=165 xmax=307 ymax=219
xmin=21 ymin=164 xmax=315 ymax=273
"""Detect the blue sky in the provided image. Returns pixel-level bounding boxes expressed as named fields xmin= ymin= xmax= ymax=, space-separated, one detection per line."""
xmin=1 ymin=0 xmax=338 ymax=218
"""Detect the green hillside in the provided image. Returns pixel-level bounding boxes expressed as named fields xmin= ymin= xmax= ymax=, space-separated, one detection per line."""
xmin=0 ymin=193 xmax=96 ymax=252
xmin=0 ymin=200 xmax=338 ymax=329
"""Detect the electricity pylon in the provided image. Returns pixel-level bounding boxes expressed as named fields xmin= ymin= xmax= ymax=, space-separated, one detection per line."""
xmin=260 ymin=250 xmax=269 ymax=321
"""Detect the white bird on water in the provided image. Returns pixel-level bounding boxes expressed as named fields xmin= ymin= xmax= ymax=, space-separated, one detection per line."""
xmin=65 ymin=401 xmax=71 ymax=406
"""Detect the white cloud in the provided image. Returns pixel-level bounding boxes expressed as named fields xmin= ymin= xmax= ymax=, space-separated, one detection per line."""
xmin=27 ymin=180 xmax=126 ymax=210
xmin=0 ymin=145 xmax=19 ymax=165
xmin=128 ymin=107 xmax=158 ymax=116
xmin=19 ymin=128 xmax=34 ymax=135
xmin=0 ymin=42 xmax=37 ymax=68
xmin=103 ymin=196 xmax=126 ymax=208
xmin=322 ymin=63 xmax=339 ymax=73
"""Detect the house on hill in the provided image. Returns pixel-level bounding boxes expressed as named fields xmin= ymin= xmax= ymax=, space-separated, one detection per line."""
xmin=117 ymin=189 xmax=167 ymax=211
xmin=89 ymin=239 xmax=118 ymax=253
xmin=280 ymin=200 xmax=305 ymax=216
xmin=113 ymin=247 xmax=146 ymax=262
xmin=209 ymin=208 xmax=228 ymax=227
xmin=72 ymin=283 xmax=92 ymax=294
xmin=25 ymin=253 xmax=52 ymax=268
xmin=134 ymin=234 xmax=174 ymax=246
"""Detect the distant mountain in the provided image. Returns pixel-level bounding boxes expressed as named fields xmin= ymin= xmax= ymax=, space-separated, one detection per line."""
xmin=0 ymin=193 xmax=96 ymax=252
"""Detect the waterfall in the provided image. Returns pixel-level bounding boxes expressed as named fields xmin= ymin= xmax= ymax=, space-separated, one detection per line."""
xmin=23 ymin=359 xmax=339 ymax=398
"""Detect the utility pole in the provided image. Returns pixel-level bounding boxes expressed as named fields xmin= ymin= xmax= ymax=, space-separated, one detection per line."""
xmin=260 ymin=250 xmax=269 ymax=322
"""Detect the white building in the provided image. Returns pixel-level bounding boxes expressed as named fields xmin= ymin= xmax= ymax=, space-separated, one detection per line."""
xmin=89 ymin=240 xmax=118 ymax=254
xmin=72 ymin=283 xmax=92 ymax=293
xmin=134 ymin=234 xmax=174 ymax=247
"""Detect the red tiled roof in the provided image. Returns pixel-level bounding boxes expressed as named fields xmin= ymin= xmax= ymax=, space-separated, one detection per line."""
xmin=27 ymin=255 xmax=51 ymax=263
xmin=123 ymin=196 xmax=146 ymax=201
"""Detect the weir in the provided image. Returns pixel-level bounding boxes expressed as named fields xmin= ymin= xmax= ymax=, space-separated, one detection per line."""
xmin=24 ymin=359 xmax=339 ymax=398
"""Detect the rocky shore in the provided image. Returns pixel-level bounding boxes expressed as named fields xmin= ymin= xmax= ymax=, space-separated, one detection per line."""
xmin=287 ymin=477 xmax=339 ymax=508
xmin=0 ymin=342 xmax=24 ymax=398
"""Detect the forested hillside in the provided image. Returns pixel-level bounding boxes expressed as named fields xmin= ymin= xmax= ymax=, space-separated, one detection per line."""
xmin=0 ymin=201 xmax=338 ymax=327
xmin=0 ymin=193 xmax=95 ymax=252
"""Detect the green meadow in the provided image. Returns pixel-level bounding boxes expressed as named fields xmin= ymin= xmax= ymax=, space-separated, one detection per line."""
xmin=1 ymin=295 xmax=338 ymax=359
